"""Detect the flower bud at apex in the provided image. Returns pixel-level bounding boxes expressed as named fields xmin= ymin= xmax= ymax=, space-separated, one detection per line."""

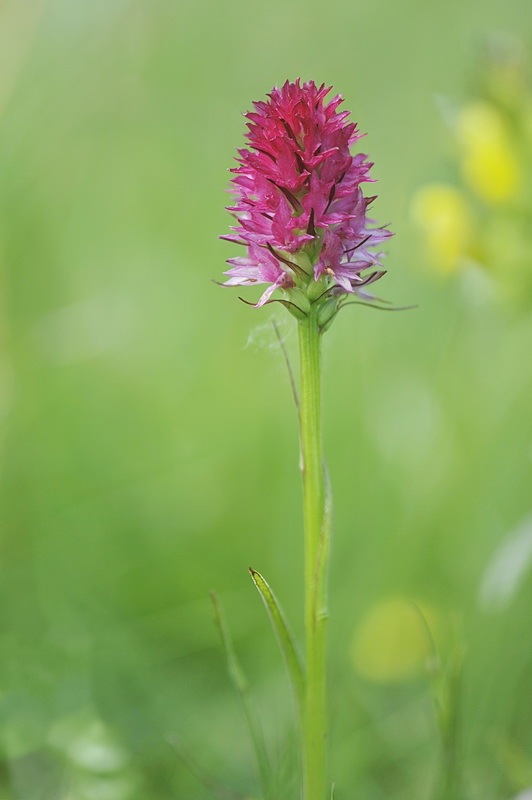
xmin=221 ymin=79 xmax=392 ymax=318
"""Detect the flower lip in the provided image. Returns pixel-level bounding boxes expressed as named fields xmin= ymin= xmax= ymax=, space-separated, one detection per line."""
xmin=221 ymin=79 xmax=392 ymax=309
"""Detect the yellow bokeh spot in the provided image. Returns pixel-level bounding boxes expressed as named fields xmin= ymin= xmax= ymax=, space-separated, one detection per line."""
xmin=411 ymin=184 xmax=473 ymax=274
xmin=351 ymin=597 xmax=440 ymax=683
xmin=457 ymin=102 xmax=507 ymax=148
xmin=457 ymin=102 xmax=521 ymax=203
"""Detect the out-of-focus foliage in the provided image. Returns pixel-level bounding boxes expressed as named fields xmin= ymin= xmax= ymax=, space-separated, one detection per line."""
xmin=413 ymin=34 xmax=532 ymax=306
xmin=0 ymin=2 xmax=532 ymax=799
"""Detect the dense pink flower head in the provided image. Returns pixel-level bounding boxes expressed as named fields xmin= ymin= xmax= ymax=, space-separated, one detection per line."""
xmin=222 ymin=80 xmax=392 ymax=315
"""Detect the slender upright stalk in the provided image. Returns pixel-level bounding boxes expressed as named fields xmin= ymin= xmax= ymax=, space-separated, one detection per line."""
xmin=222 ymin=79 xmax=392 ymax=800
xmin=298 ymin=305 xmax=328 ymax=800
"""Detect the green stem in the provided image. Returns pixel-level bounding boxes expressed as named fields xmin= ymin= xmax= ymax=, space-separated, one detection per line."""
xmin=298 ymin=306 xmax=329 ymax=800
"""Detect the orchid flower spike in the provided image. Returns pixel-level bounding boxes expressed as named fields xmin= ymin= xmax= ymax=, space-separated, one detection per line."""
xmin=221 ymin=79 xmax=392 ymax=326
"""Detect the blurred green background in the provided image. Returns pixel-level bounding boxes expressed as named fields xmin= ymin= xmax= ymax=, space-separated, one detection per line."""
xmin=1 ymin=1 xmax=532 ymax=798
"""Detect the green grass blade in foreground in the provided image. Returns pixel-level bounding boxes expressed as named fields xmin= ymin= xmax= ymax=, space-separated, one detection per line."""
xmin=412 ymin=603 xmax=463 ymax=800
xmin=433 ymin=647 xmax=463 ymax=800
xmin=249 ymin=568 xmax=305 ymax=718
xmin=210 ymin=591 xmax=272 ymax=800
xmin=167 ymin=733 xmax=248 ymax=800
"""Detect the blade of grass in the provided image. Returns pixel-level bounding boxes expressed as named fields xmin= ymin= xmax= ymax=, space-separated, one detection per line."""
xmin=210 ymin=591 xmax=272 ymax=800
xmin=248 ymin=568 xmax=305 ymax=721
xmin=412 ymin=603 xmax=463 ymax=800
xmin=166 ymin=733 xmax=247 ymax=800
xmin=271 ymin=317 xmax=299 ymax=412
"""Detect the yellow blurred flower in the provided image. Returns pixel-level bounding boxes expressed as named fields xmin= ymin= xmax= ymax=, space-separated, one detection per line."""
xmin=457 ymin=102 xmax=521 ymax=203
xmin=351 ymin=597 xmax=441 ymax=683
xmin=411 ymin=184 xmax=474 ymax=274
xmin=413 ymin=43 xmax=532 ymax=305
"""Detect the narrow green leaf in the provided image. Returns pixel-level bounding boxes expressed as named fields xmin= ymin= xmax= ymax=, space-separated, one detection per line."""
xmin=271 ymin=317 xmax=299 ymax=412
xmin=210 ymin=592 xmax=272 ymax=800
xmin=248 ymin=568 xmax=305 ymax=720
